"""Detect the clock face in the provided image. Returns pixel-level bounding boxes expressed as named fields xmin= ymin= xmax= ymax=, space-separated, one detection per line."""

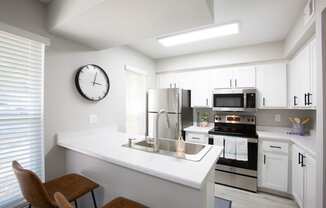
xmin=75 ymin=64 xmax=110 ymax=101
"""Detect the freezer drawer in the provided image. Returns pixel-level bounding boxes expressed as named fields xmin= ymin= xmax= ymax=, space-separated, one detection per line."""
xmin=147 ymin=113 xmax=180 ymax=140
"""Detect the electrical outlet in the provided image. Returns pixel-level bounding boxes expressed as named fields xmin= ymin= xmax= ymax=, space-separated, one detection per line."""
xmin=275 ymin=114 xmax=281 ymax=122
xmin=89 ymin=114 xmax=98 ymax=124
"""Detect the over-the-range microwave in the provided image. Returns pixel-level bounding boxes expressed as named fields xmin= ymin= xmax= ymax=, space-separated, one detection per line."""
xmin=212 ymin=88 xmax=256 ymax=112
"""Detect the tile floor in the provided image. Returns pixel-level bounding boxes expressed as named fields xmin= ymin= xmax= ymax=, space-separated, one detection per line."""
xmin=215 ymin=184 xmax=298 ymax=208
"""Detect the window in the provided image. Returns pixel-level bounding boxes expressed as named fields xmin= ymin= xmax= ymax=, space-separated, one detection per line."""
xmin=125 ymin=66 xmax=147 ymax=135
xmin=0 ymin=30 xmax=45 ymax=208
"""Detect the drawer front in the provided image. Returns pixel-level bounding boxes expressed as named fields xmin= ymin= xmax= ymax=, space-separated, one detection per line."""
xmin=262 ymin=141 xmax=289 ymax=154
xmin=185 ymin=132 xmax=208 ymax=144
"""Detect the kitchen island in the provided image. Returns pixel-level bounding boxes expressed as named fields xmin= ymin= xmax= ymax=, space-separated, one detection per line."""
xmin=57 ymin=127 xmax=223 ymax=208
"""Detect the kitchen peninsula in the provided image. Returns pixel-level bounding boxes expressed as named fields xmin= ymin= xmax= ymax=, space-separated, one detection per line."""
xmin=57 ymin=127 xmax=223 ymax=208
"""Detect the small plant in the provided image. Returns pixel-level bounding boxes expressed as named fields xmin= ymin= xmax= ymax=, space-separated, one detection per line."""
xmin=199 ymin=112 xmax=209 ymax=127
xmin=200 ymin=112 xmax=209 ymax=122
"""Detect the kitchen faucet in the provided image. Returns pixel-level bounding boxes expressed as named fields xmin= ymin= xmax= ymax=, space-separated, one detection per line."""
xmin=154 ymin=109 xmax=170 ymax=152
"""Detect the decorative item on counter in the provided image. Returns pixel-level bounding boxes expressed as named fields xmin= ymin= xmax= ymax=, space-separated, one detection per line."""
xmin=288 ymin=117 xmax=311 ymax=136
xmin=199 ymin=112 xmax=209 ymax=127
xmin=176 ymin=136 xmax=185 ymax=158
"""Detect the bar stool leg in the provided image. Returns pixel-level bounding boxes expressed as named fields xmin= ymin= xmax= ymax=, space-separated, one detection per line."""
xmin=91 ymin=190 xmax=98 ymax=208
xmin=74 ymin=200 xmax=78 ymax=208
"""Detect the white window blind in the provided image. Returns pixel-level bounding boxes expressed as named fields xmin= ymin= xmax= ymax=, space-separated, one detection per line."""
xmin=0 ymin=30 xmax=45 ymax=208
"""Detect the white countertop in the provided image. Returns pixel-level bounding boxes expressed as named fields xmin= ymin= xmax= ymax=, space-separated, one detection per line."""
xmin=183 ymin=125 xmax=317 ymax=156
xmin=257 ymin=126 xmax=317 ymax=157
xmin=57 ymin=127 xmax=223 ymax=189
xmin=184 ymin=126 xmax=212 ymax=134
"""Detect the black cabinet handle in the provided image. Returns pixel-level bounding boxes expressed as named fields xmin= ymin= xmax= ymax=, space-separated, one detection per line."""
xmin=294 ymin=96 xmax=298 ymax=106
xmin=304 ymin=93 xmax=307 ymax=106
xmin=270 ymin=145 xmax=281 ymax=149
xmin=208 ymin=138 xmax=214 ymax=145
xmin=301 ymin=154 xmax=306 ymax=167
xmin=298 ymin=153 xmax=301 ymax=164
xmin=264 ymin=154 xmax=266 ymax=164
xmin=307 ymin=93 xmax=312 ymax=105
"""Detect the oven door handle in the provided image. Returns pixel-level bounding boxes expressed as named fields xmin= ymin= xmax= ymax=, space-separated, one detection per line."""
xmin=246 ymin=138 xmax=258 ymax=143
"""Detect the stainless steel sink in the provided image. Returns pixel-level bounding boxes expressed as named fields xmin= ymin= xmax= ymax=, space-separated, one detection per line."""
xmin=123 ymin=138 xmax=212 ymax=162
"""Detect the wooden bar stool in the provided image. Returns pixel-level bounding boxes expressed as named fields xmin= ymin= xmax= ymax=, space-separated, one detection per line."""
xmin=12 ymin=161 xmax=99 ymax=208
xmin=54 ymin=192 xmax=147 ymax=208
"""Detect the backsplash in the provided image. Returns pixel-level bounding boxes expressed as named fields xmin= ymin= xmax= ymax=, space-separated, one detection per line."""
xmin=193 ymin=108 xmax=316 ymax=130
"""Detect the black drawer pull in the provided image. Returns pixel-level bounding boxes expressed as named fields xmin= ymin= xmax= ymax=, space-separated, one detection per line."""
xmin=191 ymin=137 xmax=200 ymax=140
xmin=270 ymin=145 xmax=281 ymax=149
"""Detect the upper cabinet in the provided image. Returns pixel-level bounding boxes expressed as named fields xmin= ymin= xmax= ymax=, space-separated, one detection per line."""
xmin=157 ymin=70 xmax=212 ymax=108
xmin=210 ymin=66 xmax=256 ymax=89
xmin=233 ymin=66 xmax=256 ymax=88
xmin=288 ymin=37 xmax=316 ymax=108
xmin=189 ymin=70 xmax=212 ymax=108
xmin=256 ymin=63 xmax=287 ymax=108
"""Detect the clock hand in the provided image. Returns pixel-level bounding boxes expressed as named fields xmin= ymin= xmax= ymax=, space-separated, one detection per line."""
xmin=94 ymin=82 xmax=103 ymax=86
xmin=93 ymin=72 xmax=98 ymax=86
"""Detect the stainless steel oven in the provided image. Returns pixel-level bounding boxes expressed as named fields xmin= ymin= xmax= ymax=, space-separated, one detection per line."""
xmin=212 ymin=88 xmax=256 ymax=112
xmin=208 ymin=115 xmax=258 ymax=192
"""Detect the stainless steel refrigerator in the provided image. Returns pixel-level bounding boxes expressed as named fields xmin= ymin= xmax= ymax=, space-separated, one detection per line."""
xmin=146 ymin=88 xmax=193 ymax=140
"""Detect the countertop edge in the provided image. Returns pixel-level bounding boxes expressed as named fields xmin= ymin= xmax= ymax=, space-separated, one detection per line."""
xmin=57 ymin=140 xmax=211 ymax=190
xmin=257 ymin=132 xmax=317 ymax=157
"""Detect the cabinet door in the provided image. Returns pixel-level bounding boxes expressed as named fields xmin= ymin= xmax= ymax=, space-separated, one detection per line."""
xmin=292 ymin=145 xmax=304 ymax=208
xmin=256 ymin=64 xmax=287 ymax=108
xmin=288 ymin=59 xmax=298 ymax=107
xmin=157 ymin=73 xmax=174 ymax=88
xmin=288 ymin=43 xmax=311 ymax=107
xmin=174 ymin=72 xmax=192 ymax=90
xmin=309 ymin=37 xmax=317 ymax=107
xmin=210 ymin=68 xmax=233 ymax=89
xmin=232 ymin=66 xmax=256 ymax=88
xmin=261 ymin=152 xmax=288 ymax=192
xmin=303 ymin=154 xmax=316 ymax=208
xmin=190 ymin=70 xmax=212 ymax=108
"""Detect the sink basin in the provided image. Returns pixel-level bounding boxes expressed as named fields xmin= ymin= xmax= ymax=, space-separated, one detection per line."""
xmin=123 ymin=138 xmax=212 ymax=162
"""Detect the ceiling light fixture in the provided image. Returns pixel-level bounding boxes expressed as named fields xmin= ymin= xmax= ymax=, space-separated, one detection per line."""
xmin=158 ymin=23 xmax=239 ymax=47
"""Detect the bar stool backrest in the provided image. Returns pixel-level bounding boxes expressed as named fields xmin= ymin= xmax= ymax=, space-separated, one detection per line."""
xmin=12 ymin=161 xmax=55 ymax=208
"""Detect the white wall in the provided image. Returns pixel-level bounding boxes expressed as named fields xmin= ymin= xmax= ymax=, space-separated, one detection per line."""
xmin=156 ymin=41 xmax=285 ymax=72
xmin=0 ymin=0 xmax=156 ymax=180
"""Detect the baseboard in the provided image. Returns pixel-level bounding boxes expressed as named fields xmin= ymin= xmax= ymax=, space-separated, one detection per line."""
xmin=258 ymin=187 xmax=293 ymax=199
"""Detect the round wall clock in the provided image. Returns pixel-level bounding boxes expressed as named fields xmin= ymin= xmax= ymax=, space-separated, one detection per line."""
xmin=75 ymin=64 xmax=110 ymax=101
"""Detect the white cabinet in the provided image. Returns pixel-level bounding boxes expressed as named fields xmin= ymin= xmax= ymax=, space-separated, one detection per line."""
xmin=157 ymin=73 xmax=174 ymax=88
xmin=190 ymin=70 xmax=212 ymax=108
xmin=185 ymin=131 xmax=209 ymax=144
xmin=210 ymin=66 xmax=256 ymax=89
xmin=292 ymin=144 xmax=316 ymax=208
xmin=210 ymin=68 xmax=233 ymax=88
xmin=260 ymin=141 xmax=289 ymax=192
xmin=288 ymin=37 xmax=316 ymax=108
xmin=233 ymin=66 xmax=256 ymax=88
xmin=256 ymin=63 xmax=287 ymax=108
xmin=157 ymin=71 xmax=212 ymax=108
xmin=292 ymin=145 xmax=304 ymax=207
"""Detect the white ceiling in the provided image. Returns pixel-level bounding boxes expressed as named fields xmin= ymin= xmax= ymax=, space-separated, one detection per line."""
xmin=48 ymin=0 xmax=214 ymax=50
xmin=129 ymin=0 xmax=307 ymax=59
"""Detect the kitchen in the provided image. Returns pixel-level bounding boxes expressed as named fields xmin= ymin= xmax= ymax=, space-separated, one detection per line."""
xmin=0 ymin=0 xmax=325 ymax=208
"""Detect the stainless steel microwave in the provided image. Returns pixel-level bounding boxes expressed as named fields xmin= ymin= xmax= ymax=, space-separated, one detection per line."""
xmin=212 ymin=88 xmax=256 ymax=112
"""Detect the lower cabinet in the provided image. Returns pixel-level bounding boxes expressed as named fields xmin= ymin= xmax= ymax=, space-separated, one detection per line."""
xmin=185 ymin=131 xmax=209 ymax=144
xmin=260 ymin=140 xmax=289 ymax=192
xmin=292 ymin=144 xmax=316 ymax=208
